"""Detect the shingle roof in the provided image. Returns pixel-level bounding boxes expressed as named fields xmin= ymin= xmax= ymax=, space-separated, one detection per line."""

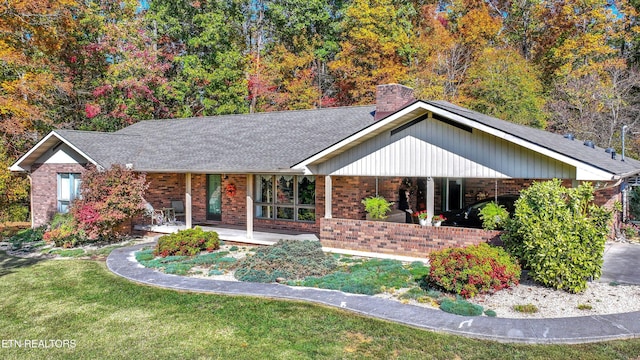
xmin=426 ymin=101 xmax=640 ymax=177
xmin=54 ymin=130 xmax=143 ymax=169
xmin=110 ymin=106 xmax=376 ymax=172
xmin=13 ymin=100 xmax=640 ymax=178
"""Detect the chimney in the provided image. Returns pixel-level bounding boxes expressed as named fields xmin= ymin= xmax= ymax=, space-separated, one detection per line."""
xmin=374 ymin=84 xmax=415 ymax=121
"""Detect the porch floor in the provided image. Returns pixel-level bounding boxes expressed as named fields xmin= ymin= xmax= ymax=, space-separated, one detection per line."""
xmin=133 ymin=222 xmax=429 ymax=263
xmin=134 ymin=222 xmax=319 ymax=246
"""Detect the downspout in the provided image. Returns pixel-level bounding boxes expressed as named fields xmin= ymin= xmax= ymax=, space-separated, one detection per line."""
xmin=28 ymin=173 xmax=34 ymax=228
xmin=622 ymin=125 xmax=628 ymax=162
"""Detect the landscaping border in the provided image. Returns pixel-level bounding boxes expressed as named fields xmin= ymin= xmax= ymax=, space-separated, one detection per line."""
xmin=107 ymin=241 xmax=640 ymax=344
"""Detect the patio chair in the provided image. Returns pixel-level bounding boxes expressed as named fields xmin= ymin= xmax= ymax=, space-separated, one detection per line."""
xmin=171 ymin=200 xmax=185 ymax=222
xmin=144 ymin=202 xmax=164 ymax=225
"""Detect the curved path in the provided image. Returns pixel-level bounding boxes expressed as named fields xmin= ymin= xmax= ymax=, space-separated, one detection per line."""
xmin=107 ymin=242 xmax=640 ymax=344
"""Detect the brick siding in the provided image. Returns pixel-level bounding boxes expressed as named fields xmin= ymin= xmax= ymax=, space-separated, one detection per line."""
xmin=320 ymin=218 xmax=502 ymax=258
xmin=30 ymin=163 xmax=89 ymax=227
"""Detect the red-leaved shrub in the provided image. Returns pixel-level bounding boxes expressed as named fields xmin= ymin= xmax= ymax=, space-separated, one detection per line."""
xmin=71 ymin=165 xmax=147 ymax=241
xmin=428 ymin=243 xmax=521 ymax=298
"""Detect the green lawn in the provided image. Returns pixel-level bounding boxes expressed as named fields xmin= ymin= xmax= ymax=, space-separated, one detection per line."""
xmin=1 ymin=253 xmax=640 ymax=359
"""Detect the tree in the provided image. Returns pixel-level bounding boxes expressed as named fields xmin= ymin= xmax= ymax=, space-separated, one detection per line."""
xmin=0 ymin=144 xmax=29 ymax=222
xmin=329 ymin=0 xmax=412 ymax=105
xmin=74 ymin=4 xmax=173 ymax=131
xmin=548 ymin=59 xmax=640 ymax=149
xmin=146 ymin=0 xmax=249 ymax=117
xmin=409 ymin=1 xmax=502 ymax=103
xmin=71 ymin=165 xmax=148 ymax=240
xmin=0 ymin=0 xmax=78 ymax=156
xmin=462 ymin=47 xmax=547 ymax=128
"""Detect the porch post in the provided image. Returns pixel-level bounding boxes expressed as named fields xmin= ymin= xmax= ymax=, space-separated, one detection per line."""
xmin=325 ymin=175 xmax=332 ymax=218
xmin=246 ymin=174 xmax=254 ymax=239
xmin=427 ymin=177 xmax=435 ymax=224
xmin=185 ymin=173 xmax=192 ymax=229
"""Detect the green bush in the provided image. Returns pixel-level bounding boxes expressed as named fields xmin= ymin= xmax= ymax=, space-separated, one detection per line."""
xmin=502 ymin=180 xmax=611 ymax=293
xmin=428 ymin=243 xmax=521 ymax=298
xmin=361 ymin=196 xmax=393 ymax=220
xmin=9 ymin=226 xmax=46 ymax=248
xmin=439 ymin=297 xmax=484 ymax=316
xmin=43 ymin=213 xmax=86 ymax=248
xmin=294 ymin=258 xmax=426 ymax=295
xmin=479 ymin=201 xmax=509 ymax=230
xmin=154 ymin=227 xmax=219 ymax=257
xmin=234 ymin=240 xmax=336 ymax=283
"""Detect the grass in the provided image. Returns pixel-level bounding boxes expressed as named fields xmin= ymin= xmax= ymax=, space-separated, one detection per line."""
xmin=1 ymin=253 xmax=640 ymax=358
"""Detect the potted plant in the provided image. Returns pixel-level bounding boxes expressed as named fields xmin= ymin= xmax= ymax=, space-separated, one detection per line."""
xmin=479 ymin=201 xmax=509 ymax=230
xmin=432 ymin=214 xmax=446 ymax=226
xmin=413 ymin=210 xmax=429 ymax=226
xmin=362 ymin=196 xmax=393 ymax=220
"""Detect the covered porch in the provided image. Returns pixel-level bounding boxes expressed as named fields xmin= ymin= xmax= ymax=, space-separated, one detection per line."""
xmin=132 ymin=222 xmax=430 ymax=262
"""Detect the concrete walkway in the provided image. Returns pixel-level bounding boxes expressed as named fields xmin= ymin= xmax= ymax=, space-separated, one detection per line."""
xmin=107 ymin=241 xmax=640 ymax=344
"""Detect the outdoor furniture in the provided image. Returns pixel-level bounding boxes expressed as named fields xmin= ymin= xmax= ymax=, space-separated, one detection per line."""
xmin=162 ymin=207 xmax=176 ymax=224
xmin=171 ymin=200 xmax=185 ymax=221
xmin=145 ymin=202 xmax=164 ymax=225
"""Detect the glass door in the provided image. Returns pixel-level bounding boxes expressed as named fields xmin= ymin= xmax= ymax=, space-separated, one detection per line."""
xmin=207 ymin=174 xmax=222 ymax=221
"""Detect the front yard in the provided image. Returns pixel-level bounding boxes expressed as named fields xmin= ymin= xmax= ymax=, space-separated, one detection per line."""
xmin=2 ymin=250 xmax=640 ymax=359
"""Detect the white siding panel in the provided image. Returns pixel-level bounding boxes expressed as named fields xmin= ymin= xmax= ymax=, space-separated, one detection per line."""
xmin=37 ymin=144 xmax=86 ymax=165
xmin=316 ymin=117 xmax=575 ymax=179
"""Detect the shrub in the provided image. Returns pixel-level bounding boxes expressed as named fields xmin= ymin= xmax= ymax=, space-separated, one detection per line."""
xmin=484 ymin=309 xmax=497 ymax=317
xmin=43 ymin=213 xmax=86 ymax=248
xmin=513 ymin=304 xmax=538 ymax=313
xmin=479 ymin=201 xmax=509 ymax=230
xmin=234 ymin=240 xmax=336 ymax=283
xmin=361 ymin=196 xmax=393 ymax=220
xmin=439 ymin=297 xmax=484 ymax=316
xmin=154 ymin=227 xmax=220 ymax=257
xmin=428 ymin=243 xmax=521 ymax=298
xmin=71 ymin=165 xmax=148 ymax=241
xmin=502 ymin=180 xmax=611 ymax=293
xmin=9 ymin=226 xmax=46 ymax=248
xmin=294 ymin=258 xmax=421 ymax=295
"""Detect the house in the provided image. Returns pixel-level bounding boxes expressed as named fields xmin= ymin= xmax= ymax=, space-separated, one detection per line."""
xmin=11 ymin=84 xmax=640 ymax=258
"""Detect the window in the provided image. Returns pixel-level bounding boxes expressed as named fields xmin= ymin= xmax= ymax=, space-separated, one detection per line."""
xmin=57 ymin=173 xmax=81 ymax=213
xmin=255 ymin=175 xmax=315 ymax=222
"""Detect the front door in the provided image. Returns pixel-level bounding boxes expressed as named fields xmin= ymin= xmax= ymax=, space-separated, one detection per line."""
xmin=446 ymin=178 xmax=463 ymax=211
xmin=207 ymin=174 xmax=222 ymax=221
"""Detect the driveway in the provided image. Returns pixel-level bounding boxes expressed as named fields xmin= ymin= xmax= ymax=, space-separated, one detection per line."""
xmin=601 ymin=242 xmax=640 ymax=285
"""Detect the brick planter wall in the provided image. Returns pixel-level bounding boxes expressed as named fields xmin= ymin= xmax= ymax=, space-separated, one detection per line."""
xmin=320 ymin=218 xmax=502 ymax=259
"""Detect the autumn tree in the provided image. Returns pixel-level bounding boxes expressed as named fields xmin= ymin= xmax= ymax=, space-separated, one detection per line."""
xmin=330 ymin=0 xmax=413 ymax=105
xmin=462 ymin=47 xmax=547 ymax=128
xmin=0 ymin=0 xmax=80 ymax=221
xmin=248 ymin=0 xmax=342 ymax=111
xmin=409 ymin=1 xmax=502 ymax=103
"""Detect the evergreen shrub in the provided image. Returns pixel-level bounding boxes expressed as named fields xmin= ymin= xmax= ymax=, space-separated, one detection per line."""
xmin=439 ymin=297 xmax=484 ymax=316
xmin=234 ymin=240 xmax=336 ymax=283
xmin=154 ymin=227 xmax=219 ymax=257
xmin=502 ymin=180 xmax=611 ymax=293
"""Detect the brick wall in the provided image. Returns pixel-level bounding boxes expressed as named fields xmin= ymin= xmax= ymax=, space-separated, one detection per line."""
xmin=320 ymin=218 xmax=501 ymax=258
xmin=30 ymin=163 xmax=88 ymax=227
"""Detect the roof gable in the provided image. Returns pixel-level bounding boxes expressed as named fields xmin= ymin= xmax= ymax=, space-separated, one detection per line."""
xmin=293 ymin=101 xmax=640 ymax=180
